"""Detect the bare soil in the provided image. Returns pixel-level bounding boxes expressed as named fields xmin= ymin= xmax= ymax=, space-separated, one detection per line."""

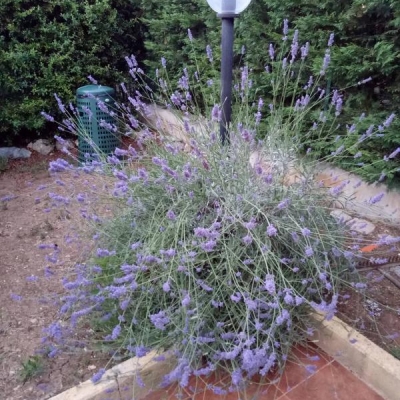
xmin=0 ymin=152 xmax=110 ymax=400
xmin=0 ymin=150 xmax=399 ymax=400
xmin=337 ymin=222 xmax=400 ymax=356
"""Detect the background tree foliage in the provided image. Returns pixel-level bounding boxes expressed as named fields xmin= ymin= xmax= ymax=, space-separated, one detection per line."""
xmin=140 ymin=0 xmax=400 ymax=185
xmin=0 ymin=0 xmax=144 ymax=145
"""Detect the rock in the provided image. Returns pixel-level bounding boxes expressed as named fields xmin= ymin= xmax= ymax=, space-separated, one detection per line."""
xmin=315 ymin=162 xmax=400 ymax=224
xmin=391 ymin=266 xmax=400 ymax=278
xmin=55 ymin=139 xmax=75 ymax=151
xmin=27 ymin=139 xmax=54 ymax=155
xmin=347 ymin=217 xmax=376 ymax=234
xmin=0 ymin=147 xmax=31 ymax=159
xmin=330 ymin=210 xmax=353 ymax=224
xmin=139 ymin=104 xmax=208 ymax=150
xmin=330 ymin=210 xmax=375 ymax=234
xmin=249 ymin=150 xmax=302 ymax=186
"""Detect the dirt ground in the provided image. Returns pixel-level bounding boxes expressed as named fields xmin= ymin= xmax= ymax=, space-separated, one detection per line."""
xmin=337 ymin=221 xmax=400 ymax=356
xmin=0 ymin=152 xmax=110 ymax=400
xmin=0 ymin=150 xmax=399 ymax=400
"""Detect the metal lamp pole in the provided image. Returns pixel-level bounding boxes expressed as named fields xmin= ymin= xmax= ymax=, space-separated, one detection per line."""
xmin=219 ymin=13 xmax=236 ymax=145
xmin=206 ymin=0 xmax=252 ymax=145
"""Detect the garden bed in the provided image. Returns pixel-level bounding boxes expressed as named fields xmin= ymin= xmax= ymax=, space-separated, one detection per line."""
xmin=1 ymin=151 xmax=399 ymax=399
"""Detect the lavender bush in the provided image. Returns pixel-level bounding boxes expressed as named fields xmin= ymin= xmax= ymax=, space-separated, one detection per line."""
xmin=40 ymin=22 xmax=399 ymax=395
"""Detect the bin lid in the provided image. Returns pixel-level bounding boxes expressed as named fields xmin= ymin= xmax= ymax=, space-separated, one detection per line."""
xmin=76 ymin=85 xmax=114 ymax=97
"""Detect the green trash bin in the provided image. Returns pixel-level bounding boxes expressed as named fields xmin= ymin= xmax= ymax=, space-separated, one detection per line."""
xmin=76 ymin=85 xmax=120 ymax=161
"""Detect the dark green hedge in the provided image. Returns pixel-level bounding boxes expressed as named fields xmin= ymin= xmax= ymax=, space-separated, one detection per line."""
xmin=0 ymin=0 xmax=144 ymax=145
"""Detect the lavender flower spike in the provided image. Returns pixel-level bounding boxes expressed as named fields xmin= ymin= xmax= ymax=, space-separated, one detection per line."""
xmin=41 ymin=111 xmax=55 ymax=122
xmin=388 ymin=147 xmax=400 ymax=159
xmin=267 ymin=224 xmax=278 ymax=237
xmin=87 ymin=75 xmax=98 ymax=85
xmin=264 ymin=274 xmax=276 ymax=294
xmin=269 ymin=43 xmax=275 ymax=60
xmin=91 ymin=368 xmax=106 ymax=384
xmin=320 ymin=50 xmax=331 ymax=75
xmin=206 ymin=45 xmax=213 ymax=62
xmin=327 ymin=33 xmax=335 ymax=47
xmin=369 ymin=192 xmax=385 ymax=205
xmin=283 ymin=19 xmax=289 ymax=40
xmin=383 ymin=113 xmax=395 ymax=128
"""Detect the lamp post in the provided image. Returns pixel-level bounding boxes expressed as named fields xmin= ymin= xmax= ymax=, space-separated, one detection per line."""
xmin=206 ymin=0 xmax=252 ymax=145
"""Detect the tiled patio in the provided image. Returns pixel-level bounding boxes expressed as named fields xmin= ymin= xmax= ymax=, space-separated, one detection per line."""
xmin=143 ymin=345 xmax=384 ymax=400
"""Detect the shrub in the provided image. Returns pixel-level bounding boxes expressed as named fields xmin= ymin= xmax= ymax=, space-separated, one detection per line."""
xmin=0 ymin=0 xmax=144 ymax=145
xmin=40 ymin=23 xmax=398 ymax=395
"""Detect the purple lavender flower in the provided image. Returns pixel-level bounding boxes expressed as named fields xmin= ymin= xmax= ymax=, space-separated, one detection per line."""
xmin=284 ymin=292 xmax=294 ymax=305
xmin=200 ymin=240 xmax=216 ymax=252
xmin=11 ymin=293 xmax=23 ymax=302
xmin=54 ymin=93 xmax=66 ymax=113
xmin=305 ymin=365 xmax=318 ymax=374
xmin=320 ymin=50 xmax=331 ymax=75
xmin=206 ymin=45 xmax=213 ymax=62
xmin=231 ymin=369 xmax=242 ymax=386
xmin=269 ymin=43 xmax=275 ymax=60
xmin=161 ymin=57 xmax=167 ymax=68
xmin=283 ymin=19 xmax=289 ymax=40
xmin=301 ymin=42 xmax=310 ymax=60
xmin=245 ymin=298 xmax=257 ymax=310
xmin=301 ymin=227 xmax=311 ymax=237
xmin=211 ymin=104 xmax=221 ymax=121
xmin=242 ymin=235 xmax=253 ymax=246
xmin=369 ymin=192 xmax=385 ymax=204
xmin=178 ymin=74 xmax=189 ymax=91
xmin=305 ymin=246 xmax=314 ymax=257
xmin=197 ymin=279 xmax=213 ymax=292
xmin=91 ymin=368 xmax=106 ymax=384
xmin=162 ymin=281 xmax=171 ymax=293
xmin=277 ymin=198 xmax=290 ymax=210
xmin=357 ymin=77 xmax=372 ymax=85
xmin=96 ymin=248 xmax=116 ymax=258
xmin=335 ymin=97 xmax=343 ymax=116
xmin=87 ymin=75 xmax=98 ymax=85
xmin=244 ymin=219 xmax=257 ymax=230
xmin=266 ymin=224 xmax=277 ymax=237
xmin=150 ymin=310 xmax=170 ymax=330
xmin=230 ymin=292 xmax=242 ymax=302
xmin=264 ymin=274 xmax=276 ymax=294
xmin=187 ymin=29 xmax=193 ymax=41
xmin=241 ymin=66 xmax=249 ymax=91
xmin=166 ymin=210 xmax=176 ymax=221
xmin=290 ymin=30 xmax=299 ymax=63
xmin=111 ymin=324 xmax=121 ymax=340
xmin=327 ymin=33 xmax=335 ymax=47
xmin=182 ymin=293 xmax=190 ymax=307
xmin=388 ymin=147 xmax=400 ymax=159
xmin=276 ymin=309 xmax=290 ymax=325
xmin=383 ymin=113 xmax=395 ymax=128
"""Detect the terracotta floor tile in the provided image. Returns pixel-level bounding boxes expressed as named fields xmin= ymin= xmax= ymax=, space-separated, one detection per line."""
xmin=141 ymin=382 xmax=191 ymax=400
xmin=276 ymin=344 xmax=330 ymax=394
xmin=142 ymin=373 xmax=284 ymax=400
xmin=283 ymin=361 xmax=384 ymax=400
